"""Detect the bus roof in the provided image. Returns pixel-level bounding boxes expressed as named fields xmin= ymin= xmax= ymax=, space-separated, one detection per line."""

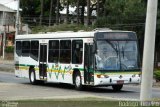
xmin=15 ymin=30 xmax=135 ymax=40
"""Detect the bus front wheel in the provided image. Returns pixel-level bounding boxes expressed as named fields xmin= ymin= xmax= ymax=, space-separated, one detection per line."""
xmin=74 ymin=72 xmax=82 ymax=90
xmin=29 ymin=69 xmax=37 ymax=85
xmin=112 ymin=84 xmax=123 ymax=91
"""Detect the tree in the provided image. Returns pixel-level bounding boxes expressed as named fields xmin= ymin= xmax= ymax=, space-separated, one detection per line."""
xmin=66 ymin=0 xmax=69 ymax=24
xmin=86 ymin=0 xmax=90 ymax=26
xmin=56 ymin=0 xmax=60 ymax=25
xmin=96 ymin=0 xmax=100 ymax=17
xmin=80 ymin=0 xmax=85 ymax=24
xmin=49 ymin=0 xmax=53 ymax=26
xmin=39 ymin=0 xmax=44 ymax=25
xmin=95 ymin=0 xmax=146 ymax=29
xmin=61 ymin=0 xmax=70 ymax=24
xmin=76 ymin=0 xmax=80 ymax=24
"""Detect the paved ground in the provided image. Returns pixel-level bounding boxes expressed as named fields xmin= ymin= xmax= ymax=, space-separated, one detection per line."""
xmin=0 ymin=71 xmax=160 ymax=101
xmin=0 ymin=60 xmax=160 ymax=101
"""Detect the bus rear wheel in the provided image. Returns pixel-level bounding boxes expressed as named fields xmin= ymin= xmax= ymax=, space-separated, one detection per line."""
xmin=29 ymin=69 xmax=38 ymax=85
xmin=112 ymin=84 xmax=123 ymax=91
xmin=74 ymin=72 xmax=82 ymax=90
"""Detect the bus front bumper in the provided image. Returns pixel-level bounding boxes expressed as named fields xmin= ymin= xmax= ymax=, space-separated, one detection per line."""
xmin=94 ymin=75 xmax=141 ymax=86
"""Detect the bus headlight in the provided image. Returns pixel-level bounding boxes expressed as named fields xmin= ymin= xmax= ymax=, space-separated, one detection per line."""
xmin=97 ymin=75 xmax=109 ymax=78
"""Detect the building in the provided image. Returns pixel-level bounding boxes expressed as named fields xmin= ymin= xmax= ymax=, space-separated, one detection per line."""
xmin=0 ymin=0 xmax=21 ymax=56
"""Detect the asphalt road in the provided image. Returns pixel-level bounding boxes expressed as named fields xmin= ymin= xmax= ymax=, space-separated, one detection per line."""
xmin=0 ymin=71 xmax=160 ymax=101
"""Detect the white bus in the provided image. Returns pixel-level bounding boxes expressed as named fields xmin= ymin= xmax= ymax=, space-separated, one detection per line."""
xmin=15 ymin=29 xmax=141 ymax=91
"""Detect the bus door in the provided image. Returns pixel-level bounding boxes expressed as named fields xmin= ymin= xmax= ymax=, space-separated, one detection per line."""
xmin=39 ymin=44 xmax=47 ymax=79
xmin=84 ymin=43 xmax=94 ymax=84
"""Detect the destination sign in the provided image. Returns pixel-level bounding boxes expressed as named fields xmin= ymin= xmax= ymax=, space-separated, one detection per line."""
xmin=95 ymin=32 xmax=137 ymax=40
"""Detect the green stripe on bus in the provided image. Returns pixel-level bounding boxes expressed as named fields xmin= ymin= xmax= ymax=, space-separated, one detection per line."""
xmin=15 ymin=64 xmax=35 ymax=67
xmin=95 ymin=71 xmax=140 ymax=75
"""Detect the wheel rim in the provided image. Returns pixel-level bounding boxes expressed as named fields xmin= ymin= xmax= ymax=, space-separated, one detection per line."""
xmin=75 ymin=75 xmax=81 ymax=87
xmin=30 ymin=71 xmax=35 ymax=82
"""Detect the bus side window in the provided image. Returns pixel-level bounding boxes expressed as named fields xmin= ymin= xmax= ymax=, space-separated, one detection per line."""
xmin=48 ymin=40 xmax=59 ymax=63
xmin=22 ymin=41 xmax=30 ymax=56
xmin=72 ymin=40 xmax=83 ymax=64
xmin=30 ymin=41 xmax=39 ymax=61
xmin=60 ymin=40 xmax=71 ymax=63
xmin=16 ymin=41 xmax=22 ymax=56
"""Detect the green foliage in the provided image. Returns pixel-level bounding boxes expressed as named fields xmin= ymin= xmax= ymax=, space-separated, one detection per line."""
xmin=94 ymin=0 xmax=147 ymax=39
xmin=5 ymin=46 xmax=14 ymax=53
xmin=31 ymin=24 xmax=94 ymax=33
xmin=154 ymin=70 xmax=160 ymax=81
xmin=95 ymin=0 xmax=146 ymax=26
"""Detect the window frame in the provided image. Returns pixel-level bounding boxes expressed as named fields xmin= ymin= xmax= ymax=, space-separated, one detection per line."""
xmin=48 ymin=40 xmax=60 ymax=63
xmin=72 ymin=40 xmax=83 ymax=64
xmin=30 ymin=40 xmax=39 ymax=61
xmin=60 ymin=40 xmax=71 ymax=64
xmin=22 ymin=41 xmax=30 ymax=56
xmin=16 ymin=41 xmax=22 ymax=56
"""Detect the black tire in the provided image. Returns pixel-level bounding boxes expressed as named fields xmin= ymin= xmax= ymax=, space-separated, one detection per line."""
xmin=112 ymin=84 xmax=123 ymax=91
xmin=74 ymin=72 xmax=83 ymax=90
xmin=29 ymin=68 xmax=38 ymax=85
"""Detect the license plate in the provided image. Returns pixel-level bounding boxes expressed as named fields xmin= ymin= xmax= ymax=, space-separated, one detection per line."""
xmin=117 ymin=80 xmax=124 ymax=84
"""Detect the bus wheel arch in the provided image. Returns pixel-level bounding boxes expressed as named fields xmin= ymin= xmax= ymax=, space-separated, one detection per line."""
xmin=73 ymin=69 xmax=82 ymax=90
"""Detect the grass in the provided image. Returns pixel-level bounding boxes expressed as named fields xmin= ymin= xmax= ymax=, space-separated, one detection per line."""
xmin=1 ymin=98 xmax=159 ymax=107
xmin=0 ymin=98 xmax=119 ymax=107
xmin=17 ymin=101 xmax=117 ymax=107
xmin=0 ymin=97 xmax=116 ymax=107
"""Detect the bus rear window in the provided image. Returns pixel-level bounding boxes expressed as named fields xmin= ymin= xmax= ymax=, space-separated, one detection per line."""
xmin=16 ymin=41 xmax=22 ymax=56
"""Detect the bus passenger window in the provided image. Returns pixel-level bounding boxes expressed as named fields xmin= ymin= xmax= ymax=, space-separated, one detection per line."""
xmin=72 ymin=40 xmax=83 ymax=64
xmin=30 ymin=41 xmax=39 ymax=61
xmin=22 ymin=41 xmax=30 ymax=56
xmin=48 ymin=40 xmax=59 ymax=63
xmin=16 ymin=41 xmax=22 ymax=56
xmin=60 ymin=40 xmax=71 ymax=63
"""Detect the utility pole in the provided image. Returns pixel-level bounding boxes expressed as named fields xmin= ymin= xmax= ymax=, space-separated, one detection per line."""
xmin=15 ymin=0 xmax=20 ymax=36
xmin=140 ymin=0 xmax=158 ymax=102
xmin=2 ymin=11 xmax=6 ymax=59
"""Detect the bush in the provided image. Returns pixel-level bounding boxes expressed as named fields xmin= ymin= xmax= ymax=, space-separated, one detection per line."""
xmin=5 ymin=46 xmax=14 ymax=53
xmin=31 ymin=24 xmax=94 ymax=33
xmin=154 ymin=70 xmax=160 ymax=82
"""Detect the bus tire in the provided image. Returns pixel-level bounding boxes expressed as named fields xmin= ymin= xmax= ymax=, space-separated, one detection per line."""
xmin=112 ymin=84 xmax=123 ymax=91
xmin=74 ymin=72 xmax=82 ymax=90
xmin=29 ymin=68 xmax=37 ymax=85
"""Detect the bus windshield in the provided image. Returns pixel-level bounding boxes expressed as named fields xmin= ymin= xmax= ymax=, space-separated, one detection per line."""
xmin=95 ymin=40 xmax=139 ymax=71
